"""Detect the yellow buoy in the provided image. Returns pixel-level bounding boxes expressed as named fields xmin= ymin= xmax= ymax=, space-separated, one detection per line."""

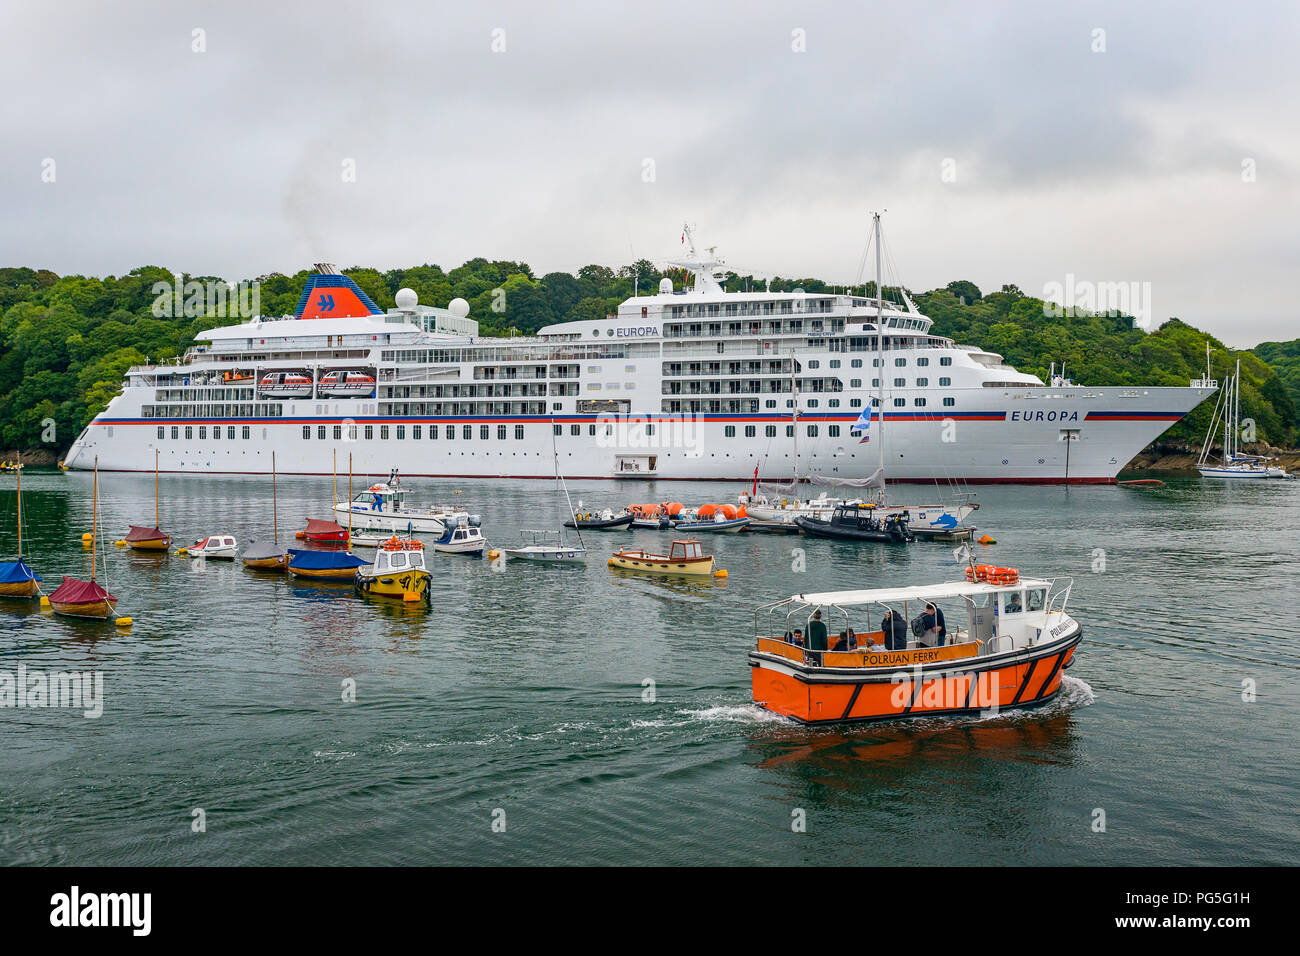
xmin=488 ymin=549 xmax=501 ymax=561
xmin=115 ymin=540 xmax=127 ymax=548
xmin=39 ymin=596 xmax=50 ymax=607
xmin=714 ymin=568 xmax=728 ymax=578
xmin=115 ymin=617 xmax=133 ymax=627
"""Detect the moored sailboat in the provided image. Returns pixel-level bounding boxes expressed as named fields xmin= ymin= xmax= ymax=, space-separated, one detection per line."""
xmin=49 ymin=460 xmax=119 ymax=620
xmin=243 ymin=451 xmax=288 ymax=571
xmin=124 ymin=450 xmax=171 ymax=551
xmin=0 ymin=453 xmax=41 ymax=598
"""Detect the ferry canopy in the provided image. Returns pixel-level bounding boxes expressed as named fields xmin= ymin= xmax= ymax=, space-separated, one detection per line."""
xmin=790 ymin=578 xmax=1053 ymax=608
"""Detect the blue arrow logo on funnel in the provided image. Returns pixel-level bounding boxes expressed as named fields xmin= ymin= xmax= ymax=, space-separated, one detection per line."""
xmin=316 ymin=293 xmax=335 ymax=312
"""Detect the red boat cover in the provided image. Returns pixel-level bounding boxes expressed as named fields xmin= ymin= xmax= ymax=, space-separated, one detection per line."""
xmin=125 ymin=525 xmax=167 ymax=542
xmin=304 ymin=519 xmax=346 ymax=535
xmin=48 ymin=576 xmax=116 ymax=605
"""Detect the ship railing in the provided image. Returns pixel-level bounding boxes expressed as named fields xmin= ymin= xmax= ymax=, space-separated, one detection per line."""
xmin=1045 ymin=577 xmax=1073 ymax=616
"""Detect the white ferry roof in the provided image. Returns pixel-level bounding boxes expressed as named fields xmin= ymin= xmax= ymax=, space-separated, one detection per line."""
xmin=791 ymin=578 xmax=1053 ymax=607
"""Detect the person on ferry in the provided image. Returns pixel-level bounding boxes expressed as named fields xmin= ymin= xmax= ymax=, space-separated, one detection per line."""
xmin=806 ymin=610 xmax=829 ymax=664
xmin=833 ymin=627 xmax=857 ymax=652
xmin=920 ymin=603 xmax=947 ymax=647
xmin=790 ymin=628 xmax=804 ymax=648
xmin=880 ymin=608 xmax=908 ymax=651
xmin=372 ymin=491 xmax=383 ymax=511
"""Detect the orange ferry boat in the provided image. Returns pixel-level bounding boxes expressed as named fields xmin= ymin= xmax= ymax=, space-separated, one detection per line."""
xmin=750 ymin=567 xmax=1081 ymax=724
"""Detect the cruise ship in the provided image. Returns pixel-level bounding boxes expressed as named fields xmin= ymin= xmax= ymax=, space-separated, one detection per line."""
xmin=63 ymin=234 xmax=1215 ymax=483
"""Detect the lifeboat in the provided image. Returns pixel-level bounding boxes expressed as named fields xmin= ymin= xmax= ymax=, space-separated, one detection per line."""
xmin=609 ymin=539 xmax=715 ymax=576
xmin=750 ymin=570 xmax=1081 ymax=724
xmin=318 ymin=370 xmax=377 ymax=397
xmin=258 ymin=372 xmax=314 ymax=397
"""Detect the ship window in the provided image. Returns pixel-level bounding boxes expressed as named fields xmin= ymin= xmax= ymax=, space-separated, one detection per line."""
xmin=851 ymin=359 xmax=863 ymax=368
xmin=1026 ymin=589 xmax=1046 ymax=612
xmin=939 ymin=377 xmax=951 ymax=386
xmin=498 ymin=425 xmax=507 ymax=440
xmin=829 ymin=425 xmax=841 ymax=437
xmin=917 ymin=357 xmax=929 ymax=366
xmin=893 ymin=398 xmax=905 ymax=407
xmin=1003 ymin=591 xmax=1023 ymax=614
xmin=365 ymin=425 xmax=374 ymax=440
xmin=350 ymin=425 xmax=359 ymax=441
xmin=157 ymin=426 xmax=165 ymax=440
xmin=185 ymin=426 xmax=193 ymax=439
xmin=413 ymin=425 xmax=422 ymax=440
xmin=745 ymin=425 xmax=756 ymax=437
xmin=646 ymin=424 xmax=654 ymax=436
xmin=808 ymin=360 xmax=819 ymax=369
xmin=446 ymin=425 xmax=454 ymax=440
xmin=765 ymin=400 xmax=776 ymax=409
xmin=850 ymin=399 xmax=862 ymax=408
xmin=515 ymin=425 xmax=524 ymax=439
xmin=242 ymin=426 xmax=250 ymax=439
xmin=333 ymin=425 xmax=342 ymax=440
xmin=786 ymin=425 xmax=794 ymax=437
xmin=940 ymin=357 xmax=953 ymax=366
xmin=553 ymin=424 xmax=562 ymax=436
xmin=396 ymin=425 xmax=406 ymax=440
xmin=766 ymin=425 xmax=777 ymax=437
xmin=849 ymin=379 xmax=860 ymax=388
xmin=808 ymin=399 xmax=818 ymax=408
xmin=380 ymin=425 xmax=389 ymax=440
xmin=228 ymin=426 xmax=236 ymax=439
xmin=318 ymin=426 xmax=326 ymax=440
xmin=873 ymin=358 xmax=881 ymax=367
xmin=943 ymin=397 xmax=955 ymax=407
xmin=914 ymin=398 xmax=926 ymax=407
xmin=725 ymin=425 xmax=736 ymax=437
xmin=588 ymin=424 xmax=596 ymax=436
xmin=894 ymin=378 xmax=905 ymax=387
xmin=199 ymin=426 xmax=207 ymax=439
xmin=463 ymin=425 xmax=472 ymax=440
xmin=571 ymin=424 xmax=580 ymax=436
xmin=807 ymin=425 xmax=818 ymax=437
xmin=829 ymin=359 xmax=840 ymax=368
xmin=302 ymin=426 xmax=310 ymax=440
xmin=480 ymin=425 xmax=488 ymax=440
xmin=916 ymin=377 xmax=928 ymax=386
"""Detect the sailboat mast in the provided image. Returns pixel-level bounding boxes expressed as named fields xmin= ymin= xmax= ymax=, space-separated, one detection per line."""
xmin=874 ymin=212 xmax=886 ymax=486
xmin=272 ymin=451 xmax=278 ymax=545
xmin=91 ymin=458 xmax=98 ymax=583
xmin=347 ymin=453 xmax=353 ymax=541
xmin=791 ymin=363 xmax=798 ymax=486
xmin=154 ymin=448 xmax=160 ymax=527
xmin=551 ymin=418 xmax=583 ymax=549
xmin=15 ymin=451 xmax=21 ymax=558
xmin=1233 ymin=358 xmax=1241 ymax=460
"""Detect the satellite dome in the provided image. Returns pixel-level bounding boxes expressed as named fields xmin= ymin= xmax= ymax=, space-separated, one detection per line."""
xmin=658 ymin=277 xmax=673 ymax=294
xmin=448 ymin=297 xmax=470 ymax=318
xmin=394 ymin=288 xmax=418 ymax=310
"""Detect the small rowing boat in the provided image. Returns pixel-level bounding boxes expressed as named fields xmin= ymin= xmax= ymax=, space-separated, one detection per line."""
xmin=609 ymin=539 xmax=716 ymax=577
xmin=286 ymin=548 xmax=369 ymax=579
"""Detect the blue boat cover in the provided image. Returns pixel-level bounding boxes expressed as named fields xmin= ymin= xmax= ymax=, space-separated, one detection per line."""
xmin=286 ymin=549 xmax=367 ymax=570
xmin=0 ymin=560 xmax=40 ymax=584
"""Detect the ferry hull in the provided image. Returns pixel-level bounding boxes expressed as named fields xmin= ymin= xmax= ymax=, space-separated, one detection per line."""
xmin=750 ymin=630 xmax=1081 ymax=725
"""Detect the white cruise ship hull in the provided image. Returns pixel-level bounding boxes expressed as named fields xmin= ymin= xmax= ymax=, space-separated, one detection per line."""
xmin=66 ymin=384 xmax=1209 ymax=484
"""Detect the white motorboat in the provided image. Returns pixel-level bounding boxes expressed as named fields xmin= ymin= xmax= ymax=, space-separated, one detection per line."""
xmin=334 ymin=482 xmax=476 ymax=533
xmin=433 ymin=517 xmax=486 ymax=555
xmin=187 ymin=534 xmax=238 ymax=559
xmin=503 ymin=530 xmax=587 ymax=563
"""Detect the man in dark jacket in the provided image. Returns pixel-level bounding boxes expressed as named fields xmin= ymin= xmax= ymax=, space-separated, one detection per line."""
xmin=881 ymin=609 xmax=908 ymax=650
xmin=806 ymin=610 xmax=829 ymax=664
xmin=921 ymin=603 xmax=947 ymax=647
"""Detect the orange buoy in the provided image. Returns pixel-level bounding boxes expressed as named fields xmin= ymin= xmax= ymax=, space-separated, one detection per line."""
xmin=697 ymin=504 xmax=719 ymax=518
xmin=719 ymin=504 xmax=738 ymax=520
xmin=736 ymin=505 xmax=748 ymax=519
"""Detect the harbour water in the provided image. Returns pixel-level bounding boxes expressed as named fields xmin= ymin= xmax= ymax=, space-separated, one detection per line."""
xmin=1 ymin=470 xmax=1296 ymax=865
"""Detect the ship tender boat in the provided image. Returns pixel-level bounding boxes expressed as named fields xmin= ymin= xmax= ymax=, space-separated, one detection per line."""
xmin=187 ymin=534 xmax=238 ymax=559
xmin=432 ymin=517 xmax=486 ymax=555
xmin=64 ymin=242 xmax=1216 ymax=484
xmin=354 ymin=537 xmax=431 ymax=600
xmin=750 ymin=566 xmax=1080 ymax=724
xmin=318 ymin=370 xmax=376 ymax=397
xmin=609 ymin=539 xmax=715 ymax=576
xmin=565 ymin=507 xmax=634 ymax=531
xmin=286 ymin=548 xmax=369 ymax=579
xmin=333 ymin=483 xmax=473 ymax=534
xmin=258 ymin=371 xmax=314 ymax=398
xmin=795 ymin=503 xmax=914 ymax=543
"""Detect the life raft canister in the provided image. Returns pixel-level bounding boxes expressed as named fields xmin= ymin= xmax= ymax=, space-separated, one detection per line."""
xmin=965 ymin=564 xmax=1019 ymax=584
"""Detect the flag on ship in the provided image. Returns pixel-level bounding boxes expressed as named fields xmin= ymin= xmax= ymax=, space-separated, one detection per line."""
xmin=850 ymin=402 xmax=874 ymax=443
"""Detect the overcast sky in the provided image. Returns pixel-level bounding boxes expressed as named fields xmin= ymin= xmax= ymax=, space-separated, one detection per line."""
xmin=2 ymin=1 xmax=1297 ymax=346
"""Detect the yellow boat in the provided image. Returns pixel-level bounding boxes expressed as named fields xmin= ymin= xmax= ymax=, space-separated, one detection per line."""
xmin=355 ymin=537 xmax=431 ymax=601
xmin=609 ymin=539 xmax=715 ymax=576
